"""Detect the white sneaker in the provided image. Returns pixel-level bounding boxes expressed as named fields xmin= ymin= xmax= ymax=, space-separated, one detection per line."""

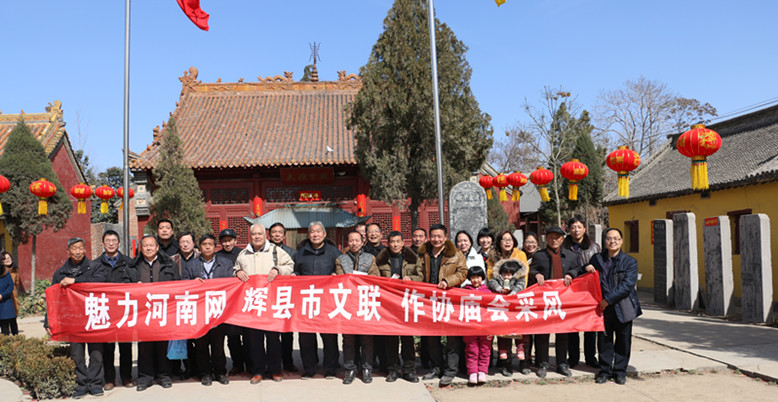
xmin=478 ymin=372 xmax=486 ymax=383
xmin=468 ymin=373 xmax=478 ymax=384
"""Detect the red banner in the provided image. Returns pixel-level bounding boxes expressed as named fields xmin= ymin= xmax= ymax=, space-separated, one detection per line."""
xmin=46 ymin=274 xmax=604 ymax=343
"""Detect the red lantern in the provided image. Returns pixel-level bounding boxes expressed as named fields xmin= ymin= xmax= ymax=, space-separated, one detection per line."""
xmin=116 ymin=187 xmax=135 ymax=210
xmin=507 ymin=171 xmax=527 ymax=202
xmin=478 ymin=175 xmax=494 ymax=200
xmin=606 ymin=146 xmax=641 ymax=198
xmin=560 ymin=159 xmax=589 ymax=201
xmin=0 ymin=174 xmax=10 ymax=215
xmin=94 ymin=185 xmax=115 ymax=214
xmin=355 ymin=194 xmax=367 ymax=218
xmin=29 ymin=178 xmax=57 ymax=215
xmin=676 ymin=124 xmax=722 ymax=190
xmin=529 ymin=167 xmax=553 ymax=202
xmin=493 ymin=173 xmax=509 ymax=202
xmin=70 ymin=183 xmax=92 ymax=214
xmin=252 ymin=195 xmax=263 ymax=217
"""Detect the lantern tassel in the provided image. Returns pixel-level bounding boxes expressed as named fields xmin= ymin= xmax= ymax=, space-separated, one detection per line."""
xmin=77 ymin=200 xmax=86 ymax=214
xmin=499 ymin=189 xmax=507 ymax=202
xmin=618 ymin=173 xmax=630 ymax=198
xmin=539 ymin=186 xmax=550 ymax=202
xmin=100 ymin=201 xmax=109 ymax=214
xmin=568 ymin=182 xmax=579 ymax=201
xmin=691 ymin=157 xmax=709 ymax=190
xmin=38 ymin=199 xmax=47 ymax=215
xmin=485 ymin=189 xmax=492 ymax=200
xmin=512 ymin=189 xmax=520 ymax=202
xmin=0 ymin=201 xmax=3 ymax=215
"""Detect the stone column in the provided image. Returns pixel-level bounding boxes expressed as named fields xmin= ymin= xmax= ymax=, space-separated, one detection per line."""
xmin=448 ymin=181 xmax=488 ymax=242
xmin=588 ymin=224 xmax=603 ymax=248
xmin=703 ymin=216 xmax=734 ymax=316
xmin=740 ymin=214 xmax=774 ymax=323
xmin=673 ymin=213 xmax=700 ymax=310
xmin=513 ymin=229 xmax=524 ymax=247
xmin=653 ymin=219 xmax=674 ymax=305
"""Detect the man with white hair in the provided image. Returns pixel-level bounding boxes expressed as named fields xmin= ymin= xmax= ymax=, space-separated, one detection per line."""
xmin=234 ymin=223 xmax=294 ymax=384
xmin=293 ymin=221 xmax=341 ymax=380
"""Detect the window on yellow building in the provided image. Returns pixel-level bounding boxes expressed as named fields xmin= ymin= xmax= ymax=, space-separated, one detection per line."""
xmin=624 ymin=220 xmax=639 ymax=253
xmin=727 ymin=209 xmax=752 ymax=255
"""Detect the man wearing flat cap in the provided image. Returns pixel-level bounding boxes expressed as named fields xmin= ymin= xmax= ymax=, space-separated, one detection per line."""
xmin=216 ymin=228 xmax=249 ymax=375
xmin=528 ymin=226 xmax=579 ymax=378
xmin=45 ymin=237 xmax=108 ymax=398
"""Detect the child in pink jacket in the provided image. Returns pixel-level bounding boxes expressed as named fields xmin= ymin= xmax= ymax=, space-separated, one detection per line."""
xmin=462 ymin=266 xmax=492 ymax=385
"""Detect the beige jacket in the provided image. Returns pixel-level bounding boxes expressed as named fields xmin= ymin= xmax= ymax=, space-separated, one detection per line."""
xmin=233 ymin=241 xmax=294 ymax=276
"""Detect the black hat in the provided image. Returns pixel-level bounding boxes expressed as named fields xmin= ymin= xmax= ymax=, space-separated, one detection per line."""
xmin=219 ymin=228 xmax=237 ymax=239
xmin=546 ymin=226 xmax=566 ymax=236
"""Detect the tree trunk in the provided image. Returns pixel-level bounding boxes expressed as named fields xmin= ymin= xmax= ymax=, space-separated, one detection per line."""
xmin=31 ymin=234 xmax=37 ymax=296
xmin=409 ymin=197 xmax=420 ymax=232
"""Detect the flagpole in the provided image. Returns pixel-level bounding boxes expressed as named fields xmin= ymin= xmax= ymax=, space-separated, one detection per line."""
xmin=427 ymin=0 xmax=446 ymax=224
xmin=122 ymin=0 xmax=131 ymax=256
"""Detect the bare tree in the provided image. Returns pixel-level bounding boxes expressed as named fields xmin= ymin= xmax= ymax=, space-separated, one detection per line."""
xmin=488 ymin=124 xmax=540 ymax=173
xmin=595 ymin=77 xmax=717 ymax=157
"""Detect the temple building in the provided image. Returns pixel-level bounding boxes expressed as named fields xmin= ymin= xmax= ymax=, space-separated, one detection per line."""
xmin=129 ymin=66 xmax=452 ymax=248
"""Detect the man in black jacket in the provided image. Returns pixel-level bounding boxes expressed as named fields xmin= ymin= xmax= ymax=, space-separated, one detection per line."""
xmin=294 ymin=221 xmax=341 ymax=379
xmin=268 ymin=222 xmax=298 ymax=373
xmin=584 ymin=228 xmax=642 ymax=385
xmin=93 ymin=230 xmax=137 ymax=390
xmin=134 ymin=234 xmax=180 ymax=391
xmin=217 ymin=228 xmax=250 ymax=376
xmin=157 ymin=219 xmax=179 ymax=257
xmin=183 ymin=234 xmax=234 ymax=386
xmin=563 ymin=216 xmax=601 ymax=368
xmin=45 ymin=237 xmax=107 ymax=399
xmin=528 ymin=226 xmax=578 ymax=378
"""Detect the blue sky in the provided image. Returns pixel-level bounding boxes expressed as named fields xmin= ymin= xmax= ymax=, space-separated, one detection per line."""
xmin=2 ymin=0 xmax=777 ymax=172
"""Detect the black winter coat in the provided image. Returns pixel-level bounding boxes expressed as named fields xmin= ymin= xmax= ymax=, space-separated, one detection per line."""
xmin=587 ymin=251 xmax=643 ymax=323
xmin=90 ymin=252 xmax=137 ymax=283
xmin=183 ymin=254 xmax=234 ymax=280
xmin=132 ymin=253 xmax=180 ymax=283
xmin=528 ymin=247 xmax=579 ymax=286
xmin=293 ymin=239 xmax=340 ymax=276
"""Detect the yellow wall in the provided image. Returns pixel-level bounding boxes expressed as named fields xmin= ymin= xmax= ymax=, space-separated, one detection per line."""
xmin=608 ymin=180 xmax=778 ymax=303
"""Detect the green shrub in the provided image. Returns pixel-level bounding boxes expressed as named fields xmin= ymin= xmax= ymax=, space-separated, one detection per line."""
xmin=18 ymin=279 xmax=50 ymax=318
xmin=0 ymin=335 xmax=75 ymax=399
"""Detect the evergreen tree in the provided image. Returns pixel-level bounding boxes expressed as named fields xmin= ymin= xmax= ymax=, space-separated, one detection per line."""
xmin=347 ymin=0 xmax=493 ymax=227
xmin=148 ymin=118 xmax=210 ymax=237
xmin=0 ymin=119 xmax=72 ymax=244
xmin=91 ymin=166 xmax=126 ymax=224
xmin=486 ymin=195 xmax=513 ymax=234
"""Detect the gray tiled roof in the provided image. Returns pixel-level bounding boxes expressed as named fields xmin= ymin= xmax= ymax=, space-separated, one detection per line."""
xmin=604 ymin=104 xmax=778 ymax=205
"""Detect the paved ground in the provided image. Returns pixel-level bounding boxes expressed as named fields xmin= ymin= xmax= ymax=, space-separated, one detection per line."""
xmin=3 ymin=290 xmax=777 ymax=401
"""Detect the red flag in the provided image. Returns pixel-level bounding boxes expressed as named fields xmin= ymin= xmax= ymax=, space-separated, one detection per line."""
xmin=177 ymin=0 xmax=210 ymax=31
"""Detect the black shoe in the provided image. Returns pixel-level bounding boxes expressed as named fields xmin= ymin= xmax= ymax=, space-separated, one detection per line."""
xmin=228 ymin=368 xmax=244 ymax=376
xmin=595 ymin=375 xmax=610 ymax=384
xmin=217 ymin=375 xmax=229 ymax=385
xmin=386 ymin=371 xmax=399 ymax=382
xmin=499 ymin=359 xmax=512 ymax=377
xmin=362 ymin=369 xmax=373 ymax=384
xmin=556 ymin=364 xmax=572 ymax=377
xmin=422 ymin=369 xmax=440 ymax=381
xmin=343 ymin=369 xmax=356 ymax=385
xmin=301 ymin=371 xmax=315 ymax=380
xmin=568 ymin=359 xmax=580 ymax=368
xmin=89 ymin=387 xmax=104 ymax=396
xmin=614 ymin=376 xmax=626 ymax=385
xmin=284 ymin=364 xmax=299 ymax=373
xmin=325 ymin=369 xmax=337 ymax=379
xmin=439 ymin=375 xmax=454 ymax=387
xmin=537 ymin=365 xmax=548 ymax=378
xmin=519 ymin=360 xmax=531 ymax=375
xmin=586 ymin=359 xmax=600 ymax=369
xmin=73 ymin=389 xmax=88 ymax=399
xmin=136 ymin=383 xmax=149 ymax=392
xmin=201 ymin=375 xmax=213 ymax=386
xmin=160 ymin=379 xmax=173 ymax=389
xmin=403 ymin=372 xmax=420 ymax=383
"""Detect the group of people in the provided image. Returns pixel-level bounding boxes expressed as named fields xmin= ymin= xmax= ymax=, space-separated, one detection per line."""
xmin=39 ymin=216 xmax=641 ymax=398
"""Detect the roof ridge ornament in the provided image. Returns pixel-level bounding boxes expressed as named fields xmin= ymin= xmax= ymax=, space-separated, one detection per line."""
xmin=179 ymin=67 xmax=202 ymax=95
